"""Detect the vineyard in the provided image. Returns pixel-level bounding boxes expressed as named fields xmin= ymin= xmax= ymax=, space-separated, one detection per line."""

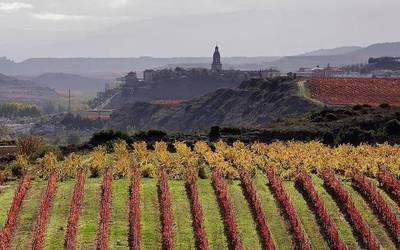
xmin=0 ymin=141 xmax=400 ymax=249
xmin=308 ymin=77 xmax=400 ymax=106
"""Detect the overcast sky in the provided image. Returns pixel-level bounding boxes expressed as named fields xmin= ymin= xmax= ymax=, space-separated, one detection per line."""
xmin=1 ymin=0 xmax=400 ymax=60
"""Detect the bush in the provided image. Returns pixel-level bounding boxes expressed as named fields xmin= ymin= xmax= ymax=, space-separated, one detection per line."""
xmin=89 ymin=130 xmax=132 ymax=147
xmin=385 ymin=119 xmax=400 ymax=135
xmin=336 ymin=127 xmax=373 ymax=145
xmin=379 ymin=103 xmax=391 ymax=109
xmin=209 ymin=126 xmax=221 ymax=141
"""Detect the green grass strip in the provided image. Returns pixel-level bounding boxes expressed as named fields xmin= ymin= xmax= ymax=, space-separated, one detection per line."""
xmin=284 ymin=181 xmax=329 ymax=249
xmin=0 ymin=182 xmax=17 ymax=226
xmin=10 ymin=180 xmax=45 ymax=250
xmin=76 ymin=177 xmax=101 ymax=249
xmin=169 ymin=179 xmax=196 ymax=249
xmin=253 ymin=172 xmax=292 ymax=250
xmin=43 ymin=179 xmax=74 ymax=250
xmin=344 ymin=182 xmax=396 ymax=249
xmin=311 ymin=176 xmax=360 ymax=250
xmin=109 ymin=178 xmax=129 ymax=249
xmin=197 ymin=179 xmax=228 ymax=249
xmin=140 ymin=178 xmax=161 ymax=249
xmin=228 ymin=179 xmax=262 ymax=250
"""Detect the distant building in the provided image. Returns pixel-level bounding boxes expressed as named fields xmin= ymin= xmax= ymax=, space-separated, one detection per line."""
xmin=143 ymin=69 xmax=155 ymax=82
xmin=313 ymin=65 xmax=344 ymax=77
xmin=211 ymin=46 xmax=222 ymax=72
xmin=297 ymin=65 xmax=344 ymax=78
xmin=124 ymin=71 xmax=139 ymax=86
xmin=260 ymin=68 xmax=281 ymax=78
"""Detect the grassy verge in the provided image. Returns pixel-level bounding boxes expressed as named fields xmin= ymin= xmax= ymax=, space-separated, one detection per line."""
xmin=10 ymin=180 xmax=45 ymax=250
xmin=43 ymin=179 xmax=74 ymax=250
xmin=109 ymin=178 xmax=129 ymax=249
xmin=284 ymin=181 xmax=329 ymax=249
xmin=228 ymin=179 xmax=262 ymax=250
xmin=344 ymin=182 xmax=396 ymax=249
xmin=76 ymin=177 xmax=101 ymax=249
xmin=197 ymin=179 xmax=228 ymax=249
xmin=311 ymin=176 xmax=360 ymax=250
xmin=0 ymin=182 xmax=17 ymax=226
xmin=169 ymin=179 xmax=196 ymax=249
xmin=140 ymin=178 xmax=161 ymax=249
xmin=253 ymin=172 xmax=292 ymax=249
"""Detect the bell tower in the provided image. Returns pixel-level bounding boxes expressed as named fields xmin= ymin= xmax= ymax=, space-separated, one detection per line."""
xmin=211 ymin=45 xmax=222 ymax=72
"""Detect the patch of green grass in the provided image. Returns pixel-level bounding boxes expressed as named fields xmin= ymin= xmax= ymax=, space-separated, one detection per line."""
xmin=253 ymin=172 xmax=292 ymax=250
xmin=284 ymin=181 xmax=329 ymax=249
xmin=311 ymin=176 xmax=360 ymax=250
xmin=169 ymin=180 xmax=195 ymax=249
xmin=344 ymin=182 xmax=397 ymax=249
xmin=197 ymin=179 xmax=228 ymax=249
xmin=109 ymin=178 xmax=129 ymax=249
xmin=227 ymin=179 xmax=262 ymax=250
xmin=10 ymin=180 xmax=45 ymax=250
xmin=140 ymin=178 xmax=161 ymax=249
xmin=43 ymin=179 xmax=74 ymax=250
xmin=0 ymin=182 xmax=17 ymax=226
xmin=76 ymin=177 xmax=101 ymax=249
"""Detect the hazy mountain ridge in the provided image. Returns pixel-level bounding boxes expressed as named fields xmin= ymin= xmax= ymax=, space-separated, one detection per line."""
xmin=0 ymin=73 xmax=59 ymax=106
xmin=267 ymin=42 xmax=400 ymax=71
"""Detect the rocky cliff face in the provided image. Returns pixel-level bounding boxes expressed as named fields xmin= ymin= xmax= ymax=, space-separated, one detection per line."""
xmin=109 ymin=77 xmax=318 ymax=133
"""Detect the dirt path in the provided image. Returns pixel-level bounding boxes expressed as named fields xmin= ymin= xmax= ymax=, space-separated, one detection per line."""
xmin=297 ymin=80 xmax=324 ymax=105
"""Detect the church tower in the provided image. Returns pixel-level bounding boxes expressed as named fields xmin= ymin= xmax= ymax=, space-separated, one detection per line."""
xmin=211 ymin=45 xmax=222 ymax=72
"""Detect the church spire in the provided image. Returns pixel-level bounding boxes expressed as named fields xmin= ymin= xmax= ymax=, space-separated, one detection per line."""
xmin=211 ymin=44 xmax=222 ymax=72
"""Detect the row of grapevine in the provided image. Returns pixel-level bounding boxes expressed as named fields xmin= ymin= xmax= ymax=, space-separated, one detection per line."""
xmin=377 ymin=171 xmax=400 ymax=205
xmin=0 ymin=173 xmax=31 ymax=250
xmin=64 ymin=169 xmax=86 ymax=250
xmin=322 ymin=170 xmax=380 ymax=250
xmin=96 ymin=168 xmax=113 ymax=250
xmin=352 ymin=172 xmax=400 ymax=246
xmin=211 ymin=170 xmax=242 ymax=250
xmin=239 ymin=170 xmax=275 ymax=250
xmin=31 ymin=172 xmax=58 ymax=250
xmin=294 ymin=171 xmax=346 ymax=250
xmin=184 ymin=171 xmax=209 ymax=250
xmin=266 ymin=168 xmax=312 ymax=250
xmin=157 ymin=168 xmax=174 ymax=250
xmin=128 ymin=167 xmax=141 ymax=250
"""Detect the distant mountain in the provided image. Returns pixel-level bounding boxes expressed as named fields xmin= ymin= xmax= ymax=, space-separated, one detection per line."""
xmin=0 ymin=73 xmax=59 ymax=106
xmin=0 ymin=57 xmax=278 ymax=76
xmin=299 ymin=46 xmax=362 ymax=56
xmin=109 ymin=77 xmax=317 ymax=133
xmin=27 ymin=73 xmax=107 ymax=93
xmin=266 ymin=42 xmax=400 ymax=72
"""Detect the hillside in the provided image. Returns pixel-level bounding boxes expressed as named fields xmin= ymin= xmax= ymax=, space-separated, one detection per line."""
xmin=109 ymin=77 xmax=317 ymax=132
xmin=29 ymin=73 xmax=107 ymax=93
xmin=0 ymin=73 xmax=59 ymax=106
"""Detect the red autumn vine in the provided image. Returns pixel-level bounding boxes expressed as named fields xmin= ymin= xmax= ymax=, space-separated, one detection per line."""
xmin=322 ymin=170 xmax=379 ymax=250
xmin=128 ymin=167 xmax=141 ymax=250
xmin=0 ymin=173 xmax=31 ymax=250
xmin=95 ymin=167 xmax=113 ymax=250
xmin=184 ymin=170 xmax=209 ymax=250
xmin=266 ymin=168 xmax=312 ymax=250
xmin=64 ymin=168 xmax=86 ymax=250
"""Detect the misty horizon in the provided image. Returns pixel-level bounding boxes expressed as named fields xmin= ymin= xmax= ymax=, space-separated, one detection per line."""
xmin=1 ymin=1 xmax=400 ymax=61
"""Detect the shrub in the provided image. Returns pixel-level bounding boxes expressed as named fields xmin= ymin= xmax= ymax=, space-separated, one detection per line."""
xmin=385 ymin=119 xmax=400 ymax=135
